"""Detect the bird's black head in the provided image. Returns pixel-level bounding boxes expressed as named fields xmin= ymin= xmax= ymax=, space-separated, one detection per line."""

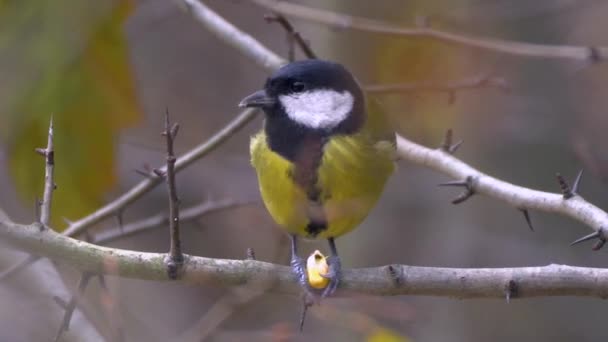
xmin=240 ymin=60 xmax=365 ymax=161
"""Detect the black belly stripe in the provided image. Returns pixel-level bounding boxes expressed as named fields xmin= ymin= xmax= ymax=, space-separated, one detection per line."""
xmin=306 ymin=219 xmax=327 ymax=237
xmin=288 ymin=134 xmax=329 ymax=237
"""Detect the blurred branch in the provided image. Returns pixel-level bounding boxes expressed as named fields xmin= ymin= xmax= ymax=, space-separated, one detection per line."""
xmin=94 ymin=199 xmax=245 ymax=245
xmin=264 ymin=12 xmax=317 ymax=60
xmin=365 ymin=75 xmax=509 ymax=103
xmin=53 ymin=272 xmax=93 ymax=342
xmin=62 ymin=108 xmax=258 ymax=238
xmin=250 ymin=0 xmax=608 ymax=63
xmin=179 ymin=0 xmax=285 ymax=70
xmin=2 ymin=221 xmax=608 ymax=299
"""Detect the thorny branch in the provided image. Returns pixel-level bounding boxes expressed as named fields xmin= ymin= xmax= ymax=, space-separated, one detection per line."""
xmin=35 ymin=116 xmax=55 ymax=229
xmin=31 ymin=119 xmax=101 ymax=340
xmin=2 ymin=221 xmax=608 ymax=299
xmin=161 ymin=111 xmax=184 ymax=278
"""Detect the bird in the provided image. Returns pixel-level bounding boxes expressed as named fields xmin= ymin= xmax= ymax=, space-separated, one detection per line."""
xmin=240 ymin=59 xmax=395 ymax=297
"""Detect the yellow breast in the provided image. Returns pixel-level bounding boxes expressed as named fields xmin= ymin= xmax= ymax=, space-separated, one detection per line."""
xmin=250 ymin=128 xmax=395 ymax=239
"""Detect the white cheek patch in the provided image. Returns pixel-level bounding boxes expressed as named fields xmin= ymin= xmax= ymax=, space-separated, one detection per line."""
xmin=279 ymin=89 xmax=354 ymax=130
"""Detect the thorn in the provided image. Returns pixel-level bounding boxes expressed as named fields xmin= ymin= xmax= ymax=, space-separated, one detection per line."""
xmin=438 ymin=180 xmax=469 ymax=187
xmin=152 ymin=168 xmax=165 ymax=178
xmin=570 ymin=230 xmax=605 ymax=248
xmin=299 ymin=294 xmax=314 ymax=332
xmin=170 ymin=123 xmax=180 ymax=139
xmin=448 ymin=140 xmax=464 ymax=154
xmin=246 ymin=247 xmax=256 ymax=260
xmin=116 ymin=210 xmax=124 ymax=232
xmin=439 ymin=176 xmax=475 ymax=204
xmin=35 ymin=148 xmax=47 ymax=156
xmin=440 ymin=129 xmax=453 ymax=152
xmin=556 ymin=171 xmax=582 ymax=199
xmin=593 ymin=239 xmax=606 ymax=251
xmin=134 ymin=169 xmax=153 ymax=178
xmin=162 ymin=108 xmax=170 ymax=137
xmin=518 ymin=208 xmax=534 ymax=231
xmin=505 ymin=280 xmax=517 ymax=303
xmin=572 ymin=169 xmax=583 ymax=195
xmin=386 ymin=265 xmax=400 ymax=286
xmin=34 ymin=197 xmax=41 ymax=223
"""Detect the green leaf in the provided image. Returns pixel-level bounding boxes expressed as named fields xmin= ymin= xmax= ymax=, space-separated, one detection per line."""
xmin=2 ymin=0 xmax=140 ymax=230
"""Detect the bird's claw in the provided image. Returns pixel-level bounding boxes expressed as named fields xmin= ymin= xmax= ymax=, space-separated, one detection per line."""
xmin=320 ymin=255 xmax=341 ymax=297
xmin=291 ymin=255 xmax=318 ymax=298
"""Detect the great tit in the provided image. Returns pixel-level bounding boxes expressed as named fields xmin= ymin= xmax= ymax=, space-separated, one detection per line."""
xmin=240 ymin=59 xmax=395 ymax=296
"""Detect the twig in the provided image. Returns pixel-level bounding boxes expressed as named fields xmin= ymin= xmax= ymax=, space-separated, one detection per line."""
xmin=161 ymin=110 xmax=184 ymax=278
xmin=35 ymin=116 xmax=55 ymax=229
xmin=365 ymin=75 xmax=510 ymax=103
xmin=0 ymin=254 xmax=40 ymax=281
xmin=250 ymin=0 xmax=608 ymax=63
xmin=62 ymin=108 xmax=258 ymax=238
xmin=54 ymin=272 xmax=93 ymax=342
xmin=264 ymin=13 xmax=317 ymax=59
xmin=94 ymin=199 xmax=246 ymax=245
xmin=3 ymin=221 xmax=608 ymax=298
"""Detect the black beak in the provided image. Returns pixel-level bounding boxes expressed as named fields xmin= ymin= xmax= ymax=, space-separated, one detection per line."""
xmin=239 ymin=90 xmax=275 ymax=108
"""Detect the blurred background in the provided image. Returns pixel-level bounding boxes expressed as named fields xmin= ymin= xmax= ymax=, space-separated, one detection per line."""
xmin=1 ymin=0 xmax=608 ymax=341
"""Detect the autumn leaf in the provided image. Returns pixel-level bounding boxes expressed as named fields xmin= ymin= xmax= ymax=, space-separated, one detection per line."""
xmin=1 ymin=0 xmax=140 ymax=230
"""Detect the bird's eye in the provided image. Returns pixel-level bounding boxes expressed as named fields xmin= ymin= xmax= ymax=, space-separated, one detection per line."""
xmin=290 ymin=81 xmax=306 ymax=93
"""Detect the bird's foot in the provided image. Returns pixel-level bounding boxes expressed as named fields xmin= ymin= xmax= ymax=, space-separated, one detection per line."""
xmin=320 ymin=255 xmax=341 ymax=297
xmin=291 ymin=255 xmax=318 ymax=299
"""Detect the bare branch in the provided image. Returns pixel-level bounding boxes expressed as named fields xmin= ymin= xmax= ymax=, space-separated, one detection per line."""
xmin=161 ymin=110 xmax=184 ymax=278
xmin=365 ymin=75 xmax=510 ymax=101
xmin=251 ymin=0 xmax=608 ymax=63
xmin=36 ymin=116 xmax=55 ymax=228
xmin=0 ymin=254 xmax=40 ymax=281
xmin=264 ymin=13 xmax=317 ymax=60
xmin=2 ymin=221 xmax=608 ymax=299
xmin=53 ymin=272 xmax=93 ymax=342
xmin=63 ymin=108 xmax=258 ymax=237
xmin=94 ymin=199 xmax=245 ymax=245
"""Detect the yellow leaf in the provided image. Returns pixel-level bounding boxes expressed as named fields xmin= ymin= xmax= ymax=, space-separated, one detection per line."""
xmin=3 ymin=0 xmax=140 ymax=230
